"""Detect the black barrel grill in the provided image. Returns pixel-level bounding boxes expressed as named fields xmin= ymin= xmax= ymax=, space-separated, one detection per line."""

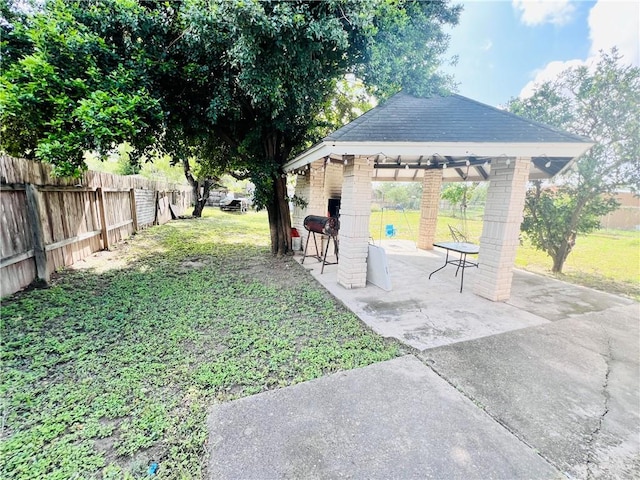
xmin=301 ymin=215 xmax=339 ymax=273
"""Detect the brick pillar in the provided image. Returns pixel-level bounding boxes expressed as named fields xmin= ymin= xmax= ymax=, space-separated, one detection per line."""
xmin=417 ymin=169 xmax=442 ymax=250
xmin=473 ymin=157 xmax=530 ymax=301
xmin=324 ymin=162 xmax=344 ymax=201
xmin=322 ymin=161 xmax=344 ymax=256
xmin=292 ymin=172 xmax=310 ymax=232
xmin=298 ymin=160 xmax=327 ymax=256
xmin=337 ymin=157 xmax=373 ymax=289
xmin=292 ymin=171 xmax=310 ymax=252
xmin=307 ymin=159 xmax=328 ymax=215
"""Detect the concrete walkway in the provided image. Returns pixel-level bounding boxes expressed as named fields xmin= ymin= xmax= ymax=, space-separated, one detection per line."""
xmin=208 ymin=356 xmax=561 ymax=479
xmin=207 ymin=241 xmax=639 ymax=479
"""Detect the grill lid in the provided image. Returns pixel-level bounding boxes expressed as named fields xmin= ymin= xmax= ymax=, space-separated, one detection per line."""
xmin=303 ymin=215 xmax=340 ymax=236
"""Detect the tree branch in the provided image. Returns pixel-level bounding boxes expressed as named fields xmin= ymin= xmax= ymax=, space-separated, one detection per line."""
xmin=229 ymin=170 xmax=252 ymax=181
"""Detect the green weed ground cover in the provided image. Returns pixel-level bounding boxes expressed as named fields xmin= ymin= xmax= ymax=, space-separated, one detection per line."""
xmin=370 ymin=210 xmax=640 ymax=299
xmin=1 ymin=209 xmax=401 ymax=479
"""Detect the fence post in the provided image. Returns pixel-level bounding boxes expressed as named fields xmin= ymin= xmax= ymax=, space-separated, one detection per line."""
xmin=129 ymin=188 xmax=138 ymax=233
xmin=97 ymin=187 xmax=110 ymax=250
xmin=154 ymin=190 xmax=159 ymax=225
xmin=25 ymin=183 xmax=50 ymax=283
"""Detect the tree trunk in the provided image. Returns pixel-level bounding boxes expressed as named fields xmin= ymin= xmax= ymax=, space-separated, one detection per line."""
xmin=550 ymin=196 xmax=587 ymax=272
xmin=266 ymin=174 xmax=292 ymax=256
xmin=551 ymin=253 xmax=564 ymax=273
xmin=192 ymin=197 xmax=206 ymax=217
xmin=551 ymin=232 xmax=576 ymax=273
xmin=181 ymin=158 xmax=213 ymax=218
xmin=191 ymin=179 xmax=212 ymax=218
xmin=191 ymin=182 xmax=203 ymax=217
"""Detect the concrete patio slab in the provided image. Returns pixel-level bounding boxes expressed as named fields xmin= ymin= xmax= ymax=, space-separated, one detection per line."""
xmin=296 ymin=240 xmax=634 ymax=351
xmin=207 ymin=355 xmax=561 ymax=480
xmin=420 ymin=303 xmax=640 ymax=479
xmin=506 ymin=269 xmax=634 ymax=321
xmin=206 ymin=240 xmax=638 ymax=479
xmin=290 ymin=240 xmax=639 ymax=478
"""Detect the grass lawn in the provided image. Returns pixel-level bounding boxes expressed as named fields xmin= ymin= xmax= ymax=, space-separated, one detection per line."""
xmin=370 ymin=210 xmax=640 ymax=300
xmin=0 ymin=209 xmax=401 ymax=479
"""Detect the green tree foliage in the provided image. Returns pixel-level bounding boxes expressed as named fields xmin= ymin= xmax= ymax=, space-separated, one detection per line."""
xmin=375 ymin=182 xmax=423 ymax=210
xmin=0 ymin=0 xmax=164 ymax=177
xmin=179 ymin=0 xmax=461 ymax=253
xmin=1 ymin=0 xmax=461 ymax=252
xmin=441 ymin=182 xmax=479 ymax=218
xmin=314 ymin=76 xmax=375 ymax=139
xmin=521 ymin=183 xmax=617 ymax=272
xmin=508 ymin=50 xmax=640 ymax=272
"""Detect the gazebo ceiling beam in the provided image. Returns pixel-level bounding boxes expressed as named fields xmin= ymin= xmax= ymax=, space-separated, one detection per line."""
xmin=374 ymin=156 xmax=491 ymax=170
xmin=475 ymin=165 xmax=489 ymax=180
xmin=414 ymin=155 xmax=423 ymax=180
xmin=532 ymin=156 xmax=567 ymax=176
xmin=454 ymin=167 xmax=468 ymax=181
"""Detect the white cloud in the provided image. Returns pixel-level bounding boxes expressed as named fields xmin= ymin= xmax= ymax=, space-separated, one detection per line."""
xmin=519 ymin=0 xmax=639 ymax=99
xmin=519 ymin=59 xmax=586 ymax=98
xmin=481 ymin=39 xmax=493 ymax=51
xmin=589 ymin=0 xmax=639 ymax=66
xmin=512 ymin=0 xmax=576 ymax=26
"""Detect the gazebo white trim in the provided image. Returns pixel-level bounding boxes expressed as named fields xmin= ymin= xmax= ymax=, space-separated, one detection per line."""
xmin=285 ymin=141 xmax=590 ymax=172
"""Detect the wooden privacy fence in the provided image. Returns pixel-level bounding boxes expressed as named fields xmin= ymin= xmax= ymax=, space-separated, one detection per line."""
xmin=1 ymin=155 xmax=193 ymax=297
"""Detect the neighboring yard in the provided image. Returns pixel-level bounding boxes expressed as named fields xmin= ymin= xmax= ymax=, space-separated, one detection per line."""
xmin=370 ymin=210 xmax=640 ymax=300
xmin=0 ymin=209 xmax=401 ymax=479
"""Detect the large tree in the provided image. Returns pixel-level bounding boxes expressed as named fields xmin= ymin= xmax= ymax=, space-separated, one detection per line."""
xmin=176 ymin=0 xmax=461 ymax=254
xmin=1 ymin=0 xmax=462 ymax=253
xmin=508 ymin=50 xmax=640 ymax=273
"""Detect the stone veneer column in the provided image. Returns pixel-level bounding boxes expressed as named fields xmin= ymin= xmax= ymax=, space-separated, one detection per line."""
xmin=473 ymin=157 xmax=530 ymax=301
xmin=417 ymin=169 xmax=443 ymax=250
xmin=337 ymin=158 xmax=373 ymax=289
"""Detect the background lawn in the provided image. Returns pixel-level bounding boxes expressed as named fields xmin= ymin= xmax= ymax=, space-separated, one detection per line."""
xmin=0 ymin=209 xmax=401 ymax=479
xmin=370 ymin=209 xmax=640 ymax=300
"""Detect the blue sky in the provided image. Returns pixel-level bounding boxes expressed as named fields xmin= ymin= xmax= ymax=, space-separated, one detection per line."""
xmin=442 ymin=0 xmax=640 ymax=107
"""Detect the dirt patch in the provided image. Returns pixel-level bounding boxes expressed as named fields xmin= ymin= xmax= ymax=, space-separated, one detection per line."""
xmin=180 ymin=259 xmax=207 ymax=269
xmin=69 ymin=243 xmax=133 ymax=274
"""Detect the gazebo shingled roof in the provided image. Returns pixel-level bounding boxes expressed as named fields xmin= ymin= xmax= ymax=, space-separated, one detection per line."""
xmin=326 ymin=92 xmax=588 ymax=143
xmin=284 ymin=92 xmax=593 ymax=182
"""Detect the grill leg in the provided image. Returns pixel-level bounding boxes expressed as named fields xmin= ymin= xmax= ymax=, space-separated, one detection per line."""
xmin=321 ymin=235 xmax=333 ymax=274
xmin=312 ymin=232 xmax=321 ymax=262
xmin=301 ymin=233 xmax=311 ymax=264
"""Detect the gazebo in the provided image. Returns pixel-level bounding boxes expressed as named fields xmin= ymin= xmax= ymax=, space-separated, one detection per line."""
xmin=284 ymin=92 xmax=593 ymax=301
